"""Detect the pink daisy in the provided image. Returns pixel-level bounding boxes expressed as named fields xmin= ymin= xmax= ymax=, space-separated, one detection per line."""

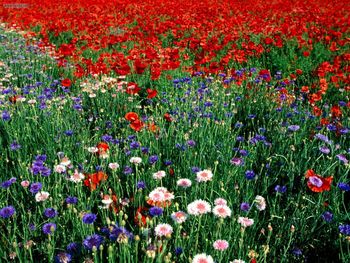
xmin=213 ymin=239 xmax=229 ymax=251
xmin=177 ymin=178 xmax=192 ymax=188
xmin=237 ymin=217 xmax=254 ymax=227
xmin=187 ymin=200 xmax=211 ymax=216
xmin=212 ymin=205 xmax=232 ymax=218
xmin=196 ymin=169 xmax=213 ymax=182
xmin=154 ymin=223 xmax=173 ymax=237
xmin=153 ymin=170 xmax=166 ymax=180
xmin=192 ymin=253 xmax=214 ymax=263
xmin=171 ymin=211 xmax=188 ymax=224
xmin=214 ymin=198 xmax=227 ymax=206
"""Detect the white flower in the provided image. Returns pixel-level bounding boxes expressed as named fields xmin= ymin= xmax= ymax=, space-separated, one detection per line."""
xmin=196 ymin=169 xmax=213 ymax=182
xmin=108 ymin=162 xmax=120 ymax=170
xmin=54 ymin=164 xmax=66 ymax=174
xmin=68 ymin=169 xmax=84 ymax=183
xmin=192 ymin=253 xmax=214 ymax=263
xmin=177 ymin=178 xmax=192 ymax=188
xmin=187 ymin=200 xmax=211 ymax=216
xmin=35 ymin=191 xmax=50 ymax=202
xmin=237 ymin=217 xmax=254 ymax=227
xmin=154 ymin=223 xmax=173 ymax=237
xmin=254 ymin=195 xmax=266 ymax=211
xmin=153 ymin=170 xmax=166 ymax=180
xmin=88 ymin=147 xmax=98 ymax=153
xmin=212 ymin=205 xmax=232 ymax=218
xmin=130 ymin=157 xmax=142 ymax=164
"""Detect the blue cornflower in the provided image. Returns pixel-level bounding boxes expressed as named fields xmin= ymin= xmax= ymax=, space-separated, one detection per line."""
xmin=148 ymin=155 xmax=159 ymax=164
xmin=64 ymin=130 xmax=74 ymax=136
xmin=10 ymin=141 xmax=21 ymax=150
xmin=66 ymin=242 xmax=81 ymax=255
xmin=1 ymin=110 xmax=11 ymax=121
xmin=321 ymin=211 xmax=333 ymax=222
xmin=338 ymin=182 xmax=350 ymax=191
xmin=82 ymin=213 xmax=97 ymax=224
xmin=339 ymin=224 xmax=350 ymax=236
xmin=1 ymin=177 xmax=16 ymax=189
xmin=149 ymin=206 xmax=163 ymax=217
xmin=191 ymin=167 xmax=201 ymax=173
xmin=288 ymin=125 xmax=300 ymax=132
xmin=245 ymin=170 xmax=256 ymax=180
xmin=275 ymin=185 xmax=287 ymax=193
xmin=240 ymin=202 xmax=250 ymax=212
xmin=123 ymin=166 xmax=133 ymax=175
xmin=83 ymin=234 xmax=104 ymax=250
xmin=137 ymin=181 xmax=146 ymax=190
xmin=175 ymin=247 xmax=183 ymax=256
xmin=44 ymin=208 xmax=58 ymax=218
xmin=187 ymin=140 xmax=196 ymax=147
xmin=42 ymin=222 xmax=56 ymax=235
xmin=66 ymin=196 xmax=78 ymax=205
xmin=130 ymin=141 xmax=140 ymax=149
xmin=0 ymin=206 xmax=16 ymax=218
xmin=29 ymin=182 xmax=42 ymax=194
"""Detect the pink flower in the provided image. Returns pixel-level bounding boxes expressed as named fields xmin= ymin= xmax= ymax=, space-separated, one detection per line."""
xmin=212 ymin=205 xmax=232 ymax=218
xmin=192 ymin=253 xmax=214 ymax=263
xmin=108 ymin=162 xmax=120 ymax=170
xmin=54 ymin=164 xmax=66 ymax=174
xmin=171 ymin=211 xmax=188 ymax=224
xmin=153 ymin=170 xmax=166 ymax=180
xmin=21 ymin=180 xmax=30 ymax=188
xmin=214 ymin=198 xmax=227 ymax=206
xmin=187 ymin=200 xmax=211 ymax=216
xmin=213 ymin=239 xmax=229 ymax=251
xmin=237 ymin=217 xmax=254 ymax=227
xmin=196 ymin=169 xmax=213 ymax=182
xmin=154 ymin=223 xmax=173 ymax=237
xmin=35 ymin=191 xmax=50 ymax=202
xmin=177 ymin=178 xmax=192 ymax=188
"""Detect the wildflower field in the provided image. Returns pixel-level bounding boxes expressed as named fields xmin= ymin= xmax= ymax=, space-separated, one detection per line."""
xmin=0 ymin=0 xmax=350 ymax=262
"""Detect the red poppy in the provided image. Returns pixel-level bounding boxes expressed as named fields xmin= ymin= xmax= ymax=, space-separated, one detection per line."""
xmin=134 ymin=207 xmax=150 ymax=227
xmin=305 ymin=169 xmax=333 ymax=193
xmin=126 ymin=82 xmax=141 ymax=95
xmin=61 ymin=78 xmax=71 ymax=87
xmin=84 ymin=171 xmax=108 ymax=191
xmin=97 ymin=142 xmax=109 ymax=156
xmin=130 ymin=119 xmax=144 ymax=132
xmin=146 ymin=88 xmax=157 ymax=99
xmin=125 ymin=112 xmax=139 ymax=122
xmin=331 ymin=105 xmax=342 ymax=118
xmin=164 ymin=113 xmax=172 ymax=122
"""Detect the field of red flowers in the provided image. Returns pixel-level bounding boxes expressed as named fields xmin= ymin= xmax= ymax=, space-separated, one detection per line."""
xmin=0 ymin=0 xmax=350 ymax=262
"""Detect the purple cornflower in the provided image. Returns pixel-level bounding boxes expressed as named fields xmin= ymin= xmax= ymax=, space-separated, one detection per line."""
xmin=164 ymin=160 xmax=172 ymax=166
xmin=82 ymin=213 xmax=97 ymax=224
xmin=0 ymin=206 xmax=16 ymax=218
xmin=29 ymin=182 xmax=42 ymax=194
xmin=339 ymin=225 xmax=350 ymax=236
xmin=66 ymin=196 xmax=78 ymax=205
xmin=319 ymin=146 xmax=330 ymax=154
xmin=1 ymin=177 xmax=16 ymax=189
xmin=191 ymin=167 xmax=201 ymax=173
xmin=288 ymin=125 xmax=300 ymax=132
xmin=239 ymin=149 xmax=249 ymax=156
xmin=109 ymin=225 xmax=133 ymax=243
xmin=137 ymin=181 xmax=146 ymax=190
xmin=336 ymin=154 xmax=348 ymax=164
xmin=240 ymin=202 xmax=250 ymax=212
xmin=42 ymin=223 xmax=56 ymax=235
xmin=66 ymin=242 xmax=81 ymax=255
xmin=44 ymin=208 xmax=58 ymax=218
xmin=187 ymin=140 xmax=196 ymax=147
xmin=123 ymin=166 xmax=133 ymax=175
xmin=10 ymin=141 xmax=21 ymax=150
xmin=64 ymin=130 xmax=74 ymax=136
xmin=321 ymin=211 xmax=333 ymax=222
xmin=149 ymin=206 xmax=163 ymax=217
xmin=230 ymin=157 xmax=244 ymax=166
xmin=275 ymin=185 xmax=287 ymax=193
xmin=148 ymin=155 xmax=159 ymax=164
xmin=130 ymin=141 xmax=140 ymax=149
xmin=315 ymin=133 xmax=332 ymax=145
xmin=83 ymin=234 xmax=104 ymax=250
xmin=245 ymin=170 xmax=256 ymax=180
xmin=2 ymin=110 xmax=11 ymax=121
xmin=141 ymin=146 xmax=149 ymax=154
